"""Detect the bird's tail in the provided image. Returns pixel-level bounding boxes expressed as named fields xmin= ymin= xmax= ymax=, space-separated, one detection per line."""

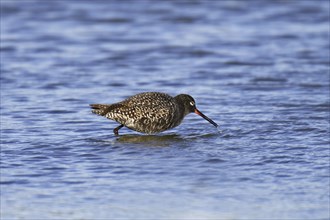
xmin=90 ymin=104 xmax=111 ymax=116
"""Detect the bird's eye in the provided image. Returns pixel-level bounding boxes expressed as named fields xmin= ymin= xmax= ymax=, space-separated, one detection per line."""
xmin=190 ymin=101 xmax=195 ymax=106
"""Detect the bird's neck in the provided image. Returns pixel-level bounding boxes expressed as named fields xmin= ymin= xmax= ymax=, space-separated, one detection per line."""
xmin=174 ymin=96 xmax=190 ymax=117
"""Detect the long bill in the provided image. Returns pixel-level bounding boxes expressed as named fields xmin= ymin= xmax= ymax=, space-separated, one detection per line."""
xmin=194 ymin=109 xmax=218 ymax=128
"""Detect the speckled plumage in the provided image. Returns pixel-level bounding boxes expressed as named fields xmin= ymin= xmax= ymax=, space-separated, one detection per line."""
xmin=90 ymin=92 xmax=218 ymax=135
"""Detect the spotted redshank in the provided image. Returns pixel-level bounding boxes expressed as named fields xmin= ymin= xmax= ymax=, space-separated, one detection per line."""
xmin=90 ymin=92 xmax=218 ymax=135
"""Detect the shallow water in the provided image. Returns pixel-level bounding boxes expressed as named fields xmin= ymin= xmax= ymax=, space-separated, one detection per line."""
xmin=1 ymin=0 xmax=329 ymax=219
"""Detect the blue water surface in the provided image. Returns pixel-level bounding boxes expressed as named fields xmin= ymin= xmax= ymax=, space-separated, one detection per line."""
xmin=1 ymin=0 xmax=329 ymax=219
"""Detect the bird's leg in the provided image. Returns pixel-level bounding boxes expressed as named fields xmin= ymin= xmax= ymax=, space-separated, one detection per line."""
xmin=113 ymin=124 xmax=124 ymax=136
